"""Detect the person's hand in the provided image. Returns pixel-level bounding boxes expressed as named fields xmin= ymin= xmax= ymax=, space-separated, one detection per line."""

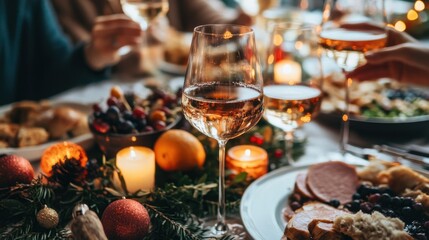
xmin=346 ymin=43 xmax=429 ymax=85
xmin=345 ymin=25 xmax=429 ymax=85
xmin=85 ymin=14 xmax=142 ymax=70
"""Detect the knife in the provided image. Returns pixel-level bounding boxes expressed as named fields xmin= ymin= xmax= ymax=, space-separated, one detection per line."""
xmin=373 ymin=144 xmax=429 ymax=168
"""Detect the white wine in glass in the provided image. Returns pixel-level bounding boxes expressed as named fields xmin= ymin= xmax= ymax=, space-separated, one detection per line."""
xmin=182 ymin=24 xmax=264 ymax=238
xmin=120 ymin=0 xmax=169 ymax=57
xmin=319 ymin=0 xmax=387 ymax=156
xmin=264 ymin=22 xmax=323 ymax=165
xmin=121 ymin=0 xmax=169 ymax=30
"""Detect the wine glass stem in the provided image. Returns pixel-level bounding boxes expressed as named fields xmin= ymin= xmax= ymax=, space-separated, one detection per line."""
xmin=285 ymin=130 xmax=294 ymax=165
xmin=340 ymin=77 xmax=351 ymax=155
xmin=215 ymin=139 xmax=228 ymax=233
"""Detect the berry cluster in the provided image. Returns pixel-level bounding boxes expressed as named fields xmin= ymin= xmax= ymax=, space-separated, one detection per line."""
xmin=346 ymin=184 xmax=429 ymax=239
xmin=91 ymin=87 xmax=181 ymax=135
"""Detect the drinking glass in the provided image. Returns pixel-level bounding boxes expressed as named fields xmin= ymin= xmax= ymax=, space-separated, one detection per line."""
xmin=120 ymin=0 xmax=169 ymax=56
xmin=319 ymin=0 xmax=387 ymax=156
xmin=264 ymin=22 xmax=323 ymax=165
xmin=182 ymin=24 xmax=264 ymax=237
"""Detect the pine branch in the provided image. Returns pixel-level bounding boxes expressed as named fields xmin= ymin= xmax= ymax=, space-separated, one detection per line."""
xmin=144 ymin=203 xmax=205 ymax=240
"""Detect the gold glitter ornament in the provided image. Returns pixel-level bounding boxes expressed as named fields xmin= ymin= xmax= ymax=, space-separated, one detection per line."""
xmin=36 ymin=205 xmax=59 ymax=229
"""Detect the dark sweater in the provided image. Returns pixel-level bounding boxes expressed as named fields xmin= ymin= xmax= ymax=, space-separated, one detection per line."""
xmin=0 ymin=0 xmax=109 ymax=105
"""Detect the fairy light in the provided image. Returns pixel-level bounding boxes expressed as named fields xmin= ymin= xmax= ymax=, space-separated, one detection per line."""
xmin=273 ymin=34 xmax=283 ymax=46
xmin=407 ymin=9 xmax=419 ymax=21
xmin=415 ymin=0 xmax=425 ymax=11
xmin=394 ymin=20 xmax=406 ymax=32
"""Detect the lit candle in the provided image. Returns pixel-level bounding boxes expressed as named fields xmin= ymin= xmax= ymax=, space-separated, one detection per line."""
xmin=274 ymin=59 xmax=302 ymax=84
xmin=116 ymin=146 xmax=155 ymax=193
xmin=226 ymin=145 xmax=268 ymax=179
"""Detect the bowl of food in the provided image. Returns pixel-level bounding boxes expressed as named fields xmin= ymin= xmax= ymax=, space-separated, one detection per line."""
xmin=88 ymin=86 xmax=182 ymax=158
xmin=320 ymin=75 xmax=429 ymax=135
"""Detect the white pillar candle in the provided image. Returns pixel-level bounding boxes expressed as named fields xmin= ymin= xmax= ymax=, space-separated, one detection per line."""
xmin=116 ymin=146 xmax=155 ymax=193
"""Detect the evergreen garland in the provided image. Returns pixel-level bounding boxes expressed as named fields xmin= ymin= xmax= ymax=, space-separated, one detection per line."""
xmin=0 ymin=121 xmax=304 ymax=239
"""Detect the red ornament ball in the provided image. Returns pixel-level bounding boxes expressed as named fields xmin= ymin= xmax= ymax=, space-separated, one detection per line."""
xmin=102 ymin=199 xmax=150 ymax=240
xmin=0 ymin=154 xmax=34 ymax=187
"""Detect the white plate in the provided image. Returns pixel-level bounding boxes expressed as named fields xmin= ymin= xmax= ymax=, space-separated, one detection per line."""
xmin=159 ymin=60 xmax=187 ymax=75
xmin=240 ymin=159 xmax=368 ymax=240
xmin=0 ymin=102 xmax=94 ymax=161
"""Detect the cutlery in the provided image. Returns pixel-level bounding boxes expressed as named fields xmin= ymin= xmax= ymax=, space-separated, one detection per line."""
xmin=373 ymin=144 xmax=429 ymax=168
xmin=345 ymin=144 xmax=429 ymax=169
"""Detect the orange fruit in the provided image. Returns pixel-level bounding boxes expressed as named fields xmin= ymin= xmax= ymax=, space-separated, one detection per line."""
xmin=154 ymin=130 xmax=205 ymax=171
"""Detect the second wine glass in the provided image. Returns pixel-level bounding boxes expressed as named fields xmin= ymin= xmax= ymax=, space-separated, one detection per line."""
xmin=120 ymin=0 xmax=169 ymax=57
xmin=319 ymin=0 xmax=387 ymax=157
xmin=264 ymin=22 xmax=324 ymax=165
xmin=182 ymin=24 xmax=264 ymax=237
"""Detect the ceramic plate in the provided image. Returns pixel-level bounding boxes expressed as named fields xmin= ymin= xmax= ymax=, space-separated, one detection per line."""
xmin=0 ymin=102 xmax=94 ymax=161
xmin=240 ymin=159 xmax=368 ymax=240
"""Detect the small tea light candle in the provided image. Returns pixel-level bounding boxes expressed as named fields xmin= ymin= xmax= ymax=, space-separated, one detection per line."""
xmin=116 ymin=146 xmax=155 ymax=193
xmin=226 ymin=145 xmax=268 ymax=179
xmin=274 ymin=59 xmax=302 ymax=84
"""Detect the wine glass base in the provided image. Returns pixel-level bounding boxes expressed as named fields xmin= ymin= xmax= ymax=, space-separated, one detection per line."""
xmin=202 ymin=215 xmax=249 ymax=239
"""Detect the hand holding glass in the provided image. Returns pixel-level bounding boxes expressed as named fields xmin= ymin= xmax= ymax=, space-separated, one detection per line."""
xmin=319 ymin=0 xmax=387 ymax=155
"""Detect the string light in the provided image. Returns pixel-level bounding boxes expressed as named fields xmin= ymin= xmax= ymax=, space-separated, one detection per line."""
xmin=394 ymin=20 xmax=407 ymax=32
xmin=407 ymin=9 xmax=419 ymax=21
xmin=414 ymin=0 xmax=425 ymax=11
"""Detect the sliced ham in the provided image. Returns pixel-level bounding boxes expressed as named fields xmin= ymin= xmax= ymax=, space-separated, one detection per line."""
xmin=285 ymin=202 xmax=345 ymax=240
xmin=307 ymin=161 xmax=359 ymax=204
xmin=294 ymin=172 xmax=314 ymax=199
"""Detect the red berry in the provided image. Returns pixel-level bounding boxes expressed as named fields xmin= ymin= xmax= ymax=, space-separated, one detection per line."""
xmin=107 ymin=96 xmax=119 ymax=107
xmin=368 ymin=193 xmax=381 ymax=203
xmin=153 ymin=121 xmax=166 ymax=131
xmin=256 ymin=138 xmax=264 ymax=145
xmin=92 ymin=103 xmax=102 ymax=112
xmin=274 ymin=149 xmax=283 ymax=158
xmin=143 ymin=126 xmax=154 ymax=132
xmin=250 ymin=136 xmax=258 ymax=143
xmin=93 ymin=119 xmax=110 ymax=134
xmin=133 ymin=106 xmax=146 ymax=119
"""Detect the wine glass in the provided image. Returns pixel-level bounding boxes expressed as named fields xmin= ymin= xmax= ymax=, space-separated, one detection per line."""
xmin=182 ymin=24 xmax=264 ymax=237
xmin=120 ymin=0 xmax=169 ymax=57
xmin=264 ymin=22 xmax=323 ymax=165
xmin=319 ymin=0 xmax=387 ymax=157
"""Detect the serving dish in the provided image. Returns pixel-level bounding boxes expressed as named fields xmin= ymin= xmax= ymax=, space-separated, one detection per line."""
xmin=320 ymin=76 xmax=429 ymax=134
xmin=0 ymin=102 xmax=94 ymax=161
xmin=240 ymin=158 xmax=368 ymax=240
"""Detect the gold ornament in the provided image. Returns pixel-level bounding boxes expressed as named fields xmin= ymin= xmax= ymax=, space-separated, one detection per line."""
xmin=36 ymin=205 xmax=59 ymax=229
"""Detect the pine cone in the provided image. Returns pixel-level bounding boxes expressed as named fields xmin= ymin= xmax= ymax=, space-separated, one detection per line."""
xmin=49 ymin=158 xmax=87 ymax=187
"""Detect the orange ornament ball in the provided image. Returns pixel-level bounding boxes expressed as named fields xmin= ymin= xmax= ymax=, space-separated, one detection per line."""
xmin=41 ymin=142 xmax=88 ymax=176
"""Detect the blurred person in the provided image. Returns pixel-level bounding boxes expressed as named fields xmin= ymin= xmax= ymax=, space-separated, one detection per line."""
xmin=0 ymin=0 xmax=141 ymax=105
xmin=346 ymin=25 xmax=429 ymax=86
xmin=51 ymin=0 xmax=171 ymax=77
xmin=168 ymin=0 xmax=253 ymax=32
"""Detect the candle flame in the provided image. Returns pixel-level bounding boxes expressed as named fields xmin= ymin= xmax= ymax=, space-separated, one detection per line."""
xmin=244 ymin=149 xmax=251 ymax=157
xmin=130 ymin=148 xmax=136 ymax=159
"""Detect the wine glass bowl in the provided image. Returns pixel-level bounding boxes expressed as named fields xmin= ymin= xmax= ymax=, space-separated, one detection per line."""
xmin=120 ymin=0 xmax=169 ymax=60
xmin=182 ymin=24 xmax=263 ymax=237
xmin=319 ymin=0 xmax=387 ymax=155
xmin=121 ymin=0 xmax=169 ymax=30
xmin=264 ymin=22 xmax=323 ymax=165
